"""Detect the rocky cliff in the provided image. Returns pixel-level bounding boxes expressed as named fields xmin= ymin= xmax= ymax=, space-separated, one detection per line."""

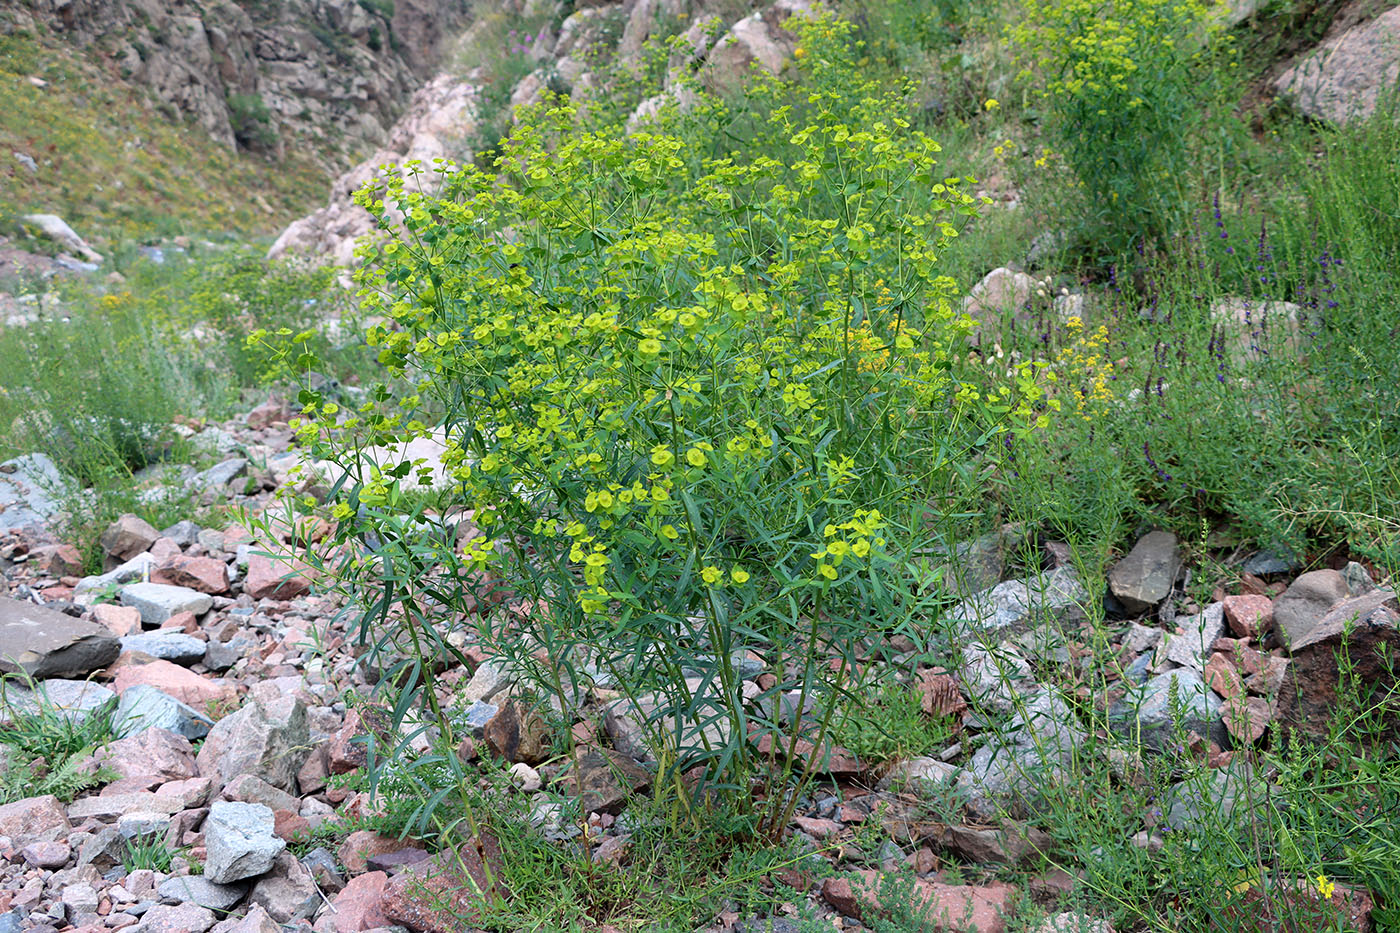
xmin=0 ymin=0 xmax=470 ymax=164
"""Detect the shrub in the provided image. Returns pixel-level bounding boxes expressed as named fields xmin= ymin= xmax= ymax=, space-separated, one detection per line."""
xmin=270 ymin=53 xmax=1041 ymax=842
xmin=1008 ymin=0 xmax=1236 ymax=256
xmin=226 ymin=92 xmax=277 ymax=151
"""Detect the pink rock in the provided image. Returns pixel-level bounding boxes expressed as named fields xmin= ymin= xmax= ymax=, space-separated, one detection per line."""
xmin=1203 ymin=652 xmax=1244 ymax=701
xmin=1223 ymin=594 xmax=1274 ymax=639
xmin=274 ymin=808 xmax=311 ymax=841
xmin=1222 ymin=696 xmax=1273 ymax=744
xmin=246 ymin=399 xmax=288 ymax=430
xmin=792 ymin=816 xmax=843 ymax=838
xmin=338 ymin=831 xmax=408 ymax=875
xmin=822 ymin=869 xmax=1016 ymax=933
xmin=324 ymin=871 xmax=389 ymax=931
xmin=113 ymin=658 xmax=237 ymax=710
xmin=96 ymin=728 xmax=197 ymax=782
xmin=156 ymin=777 xmax=215 ymax=809
xmin=100 ymin=514 xmax=159 ymax=561
xmin=159 ymin=610 xmax=199 ymax=633
xmin=152 ymin=556 xmax=229 ymax=595
xmin=245 ymin=554 xmax=314 ymax=601
xmin=215 ymin=904 xmax=280 ymax=932
xmin=148 ymin=537 xmax=182 ymax=561
xmin=20 ymin=839 xmax=70 ymax=868
xmin=0 ymin=795 xmax=71 ymax=844
xmin=91 ymin=603 xmax=143 ymax=637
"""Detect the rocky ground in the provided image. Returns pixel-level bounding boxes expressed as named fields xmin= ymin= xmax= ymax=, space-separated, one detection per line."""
xmin=0 ymin=386 xmax=1392 ymax=933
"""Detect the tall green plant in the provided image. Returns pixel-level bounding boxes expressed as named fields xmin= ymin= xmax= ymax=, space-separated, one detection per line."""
xmin=264 ymin=54 xmax=1039 ymax=843
xmin=1009 ymin=0 xmax=1236 ymax=256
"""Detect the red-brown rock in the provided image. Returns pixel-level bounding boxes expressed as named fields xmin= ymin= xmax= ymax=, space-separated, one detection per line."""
xmin=245 ymin=553 xmax=314 ymax=601
xmin=822 ymin=869 xmax=1016 ymax=932
xmin=380 ymin=842 xmax=503 ymax=932
xmin=1223 ymin=594 xmax=1274 ymax=639
xmin=100 ymin=514 xmax=159 ymax=561
xmin=338 ymin=831 xmax=409 ymax=876
xmin=152 ymin=556 xmax=230 ymax=595
xmin=324 ymin=870 xmax=389 ymax=931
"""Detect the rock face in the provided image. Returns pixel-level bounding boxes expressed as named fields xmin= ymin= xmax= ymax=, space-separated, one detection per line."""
xmin=268 ymin=72 xmax=480 ymax=266
xmin=196 ymin=692 xmax=310 ymax=792
xmin=1275 ymin=7 xmax=1400 ymax=125
xmin=0 ymin=596 xmax=121 ymax=679
xmin=15 ymin=0 xmax=470 ymax=158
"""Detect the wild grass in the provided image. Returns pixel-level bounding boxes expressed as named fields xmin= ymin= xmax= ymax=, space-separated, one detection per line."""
xmin=0 ymin=675 xmax=118 ymax=803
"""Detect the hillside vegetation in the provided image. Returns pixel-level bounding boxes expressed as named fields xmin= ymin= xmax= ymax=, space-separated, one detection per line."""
xmin=0 ymin=0 xmax=1397 ymax=931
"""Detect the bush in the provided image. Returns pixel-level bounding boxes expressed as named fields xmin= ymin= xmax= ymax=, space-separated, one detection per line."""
xmin=1008 ymin=0 xmax=1236 ymax=256
xmin=273 ymin=25 xmax=1041 ymax=841
xmin=226 ymin=92 xmax=277 ymax=151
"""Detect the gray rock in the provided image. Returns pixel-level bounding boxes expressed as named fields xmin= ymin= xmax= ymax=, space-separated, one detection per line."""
xmin=1241 ymin=547 xmax=1300 ymax=576
xmin=21 ymin=214 xmax=103 ymax=263
xmin=119 ymin=582 xmax=212 ymax=625
xmin=0 ymin=597 xmax=121 ymax=679
xmin=131 ymin=902 xmax=217 ymax=933
xmin=1274 ymin=7 xmax=1400 ymax=126
xmin=77 ymin=827 xmax=127 ymax=870
xmin=1109 ymin=667 xmax=1225 ymax=750
xmin=203 ymin=801 xmax=284 ymax=884
xmin=936 ymin=523 xmax=1033 ymax=599
xmin=1108 ymin=531 xmax=1180 ymax=614
xmin=0 ymin=454 xmax=71 ymax=533
xmin=113 ymin=685 xmax=215 ymax=740
xmin=120 ymin=632 xmax=207 ymax=666
xmin=877 ymin=756 xmax=959 ymax=793
xmin=462 ymin=659 xmax=511 ymax=703
xmin=957 ymin=689 xmax=1084 ymax=820
xmin=196 ymin=694 xmax=310 ymax=792
xmin=203 ymin=637 xmax=250 ymax=673
xmin=0 ymin=678 xmax=116 ymax=724
xmin=157 ymin=875 xmax=248 ymax=911
xmin=1275 ymin=570 xmax=1350 ymax=649
xmin=160 ymin=520 xmax=203 ymax=549
xmin=1121 ymin=622 xmax=1162 ymax=655
xmin=189 ymin=458 xmax=248 ymax=492
xmin=1155 ymin=603 xmax=1226 ymax=672
xmin=457 ymin=700 xmax=498 ymax=738
xmin=946 ymin=567 xmax=1089 ymax=637
xmin=1164 ymin=762 xmax=1272 ymax=833
xmin=73 ymin=553 xmax=157 ymax=602
xmin=196 ymin=528 xmax=227 ymax=554
xmin=960 ymin=640 xmax=1037 ymax=713
xmin=1342 ymin=561 xmax=1376 ymax=596
xmin=118 ymin=810 xmax=173 ymax=839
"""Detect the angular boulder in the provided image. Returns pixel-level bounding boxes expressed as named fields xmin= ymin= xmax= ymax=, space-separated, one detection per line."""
xmin=1277 ymin=589 xmax=1399 ymax=741
xmin=0 ymin=597 xmax=120 ymax=679
xmin=204 ymin=801 xmax=285 ymax=884
xmin=1274 ymin=7 xmax=1400 ymax=126
xmin=197 ymin=693 xmax=310 ymax=792
xmin=1108 ymin=531 xmax=1180 ymax=614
